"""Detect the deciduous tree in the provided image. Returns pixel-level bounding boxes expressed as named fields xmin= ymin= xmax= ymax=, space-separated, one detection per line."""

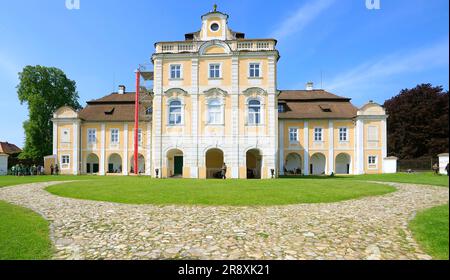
xmin=17 ymin=65 xmax=81 ymax=163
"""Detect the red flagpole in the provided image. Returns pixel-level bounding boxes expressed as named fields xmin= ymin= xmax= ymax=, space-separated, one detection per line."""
xmin=134 ymin=69 xmax=140 ymax=175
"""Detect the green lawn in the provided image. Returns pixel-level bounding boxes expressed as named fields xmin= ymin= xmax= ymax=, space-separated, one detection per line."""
xmin=409 ymin=204 xmax=449 ymax=260
xmin=45 ymin=177 xmax=395 ymax=206
xmin=0 ymin=201 xmax=53 ymax=260
xmin=346 ymin=172 xmax=449 ymax=187
xmin=0 ymin=175 xmax=94 ymax=188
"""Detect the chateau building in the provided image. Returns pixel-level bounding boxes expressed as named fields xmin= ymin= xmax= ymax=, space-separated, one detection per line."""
xmin=52 ymin=8 xmax=389 ymax=179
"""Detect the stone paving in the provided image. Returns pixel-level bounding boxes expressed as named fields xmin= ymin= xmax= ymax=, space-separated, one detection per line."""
xmin=0 ymin=181 xmax=448 ymax=260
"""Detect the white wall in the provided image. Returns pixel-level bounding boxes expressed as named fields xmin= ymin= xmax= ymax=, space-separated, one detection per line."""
xmin=383 ymin=158 xmax=397 ymax=174
xmin=439 ymin=154 xmax=449 ymax=175
xmin=0 ymin=154 xmax=8 ymax=175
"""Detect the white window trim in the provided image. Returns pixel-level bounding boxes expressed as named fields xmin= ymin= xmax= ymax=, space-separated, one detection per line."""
xmin=208 ymin=62 xmax=223 ymax=79
xmin=169 ymin=64 xmax=183 ymax=80
xmin=60 ymin=155 xmax=70 ymax=169
xmin=132 ymin=128 xmax=143 ymax=146
xmin=209 ymin=21 xmax=221 ymax=32
xmin=248 ymin=62 xmax=263 ymax=79
xmin=61 ymin=128 xmax=71 ymax=144
xmin=205 ymin=98 xmax=225 ymax=126
xmin=367 ymin=125 xmax=379 ymax=142
xmin=110 ymin=128 xmax=120 ymax=144
xmin=314 ymin=127 xmax=324 ymax=142
xmin=368 ymin=155 xmax=378 ymax=170
xmin=289 ymin=127 xmax=299 ymax=143
xmin=167 ymin=98 xmax=185 ymax=126
xmin=339 ymin=127 xmax=349 ymax=142
xmin=87 ymin=128 xmax=97 ymax=144
xmin=246 ymin=97 xmax=265 ymax=126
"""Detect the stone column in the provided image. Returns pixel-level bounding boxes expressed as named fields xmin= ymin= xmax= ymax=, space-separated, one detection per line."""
xmin=99 ymin=123 xmax=106 ymax=175
xmin=303 ymin=121 xmax=309 ymax=175
xmin=152 ymin=58 xmax=163 ymax=177
xmin=123 ymin=123 xmax=128 ymax=175
xmin=190 ymin=58 xmax=199 ymax=178
xmin=72 ymin=121 xmax=80 ymax=175
xmin=279 ymin=120 xmax=284 ymax=175
xmin=328 ymin=120 xmax=334 ymax=175
xmin=231 ymin=56 xmax=240 ymax=178
xmin=355 ymin=118 xmax=364 ymax=174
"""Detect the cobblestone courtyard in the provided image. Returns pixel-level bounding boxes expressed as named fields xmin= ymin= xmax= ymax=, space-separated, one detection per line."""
xmin=0 ymin=181 xmax=448 ymax=260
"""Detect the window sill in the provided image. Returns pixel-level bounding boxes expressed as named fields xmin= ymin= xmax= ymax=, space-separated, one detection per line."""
xmin=167 ymin=124 xmax=184 ymax=127
xmin=245 ymin=124 xmax=264 ymax=127
xmin=206 ymin=123 xmax=225 ymax=126
xmin=208 ymin=77 xmax=223 ymax=80
xmin=169 ymin=78 xmax=183 ymax=81
xmin=248 ymin=76 xmax=263 ymax=79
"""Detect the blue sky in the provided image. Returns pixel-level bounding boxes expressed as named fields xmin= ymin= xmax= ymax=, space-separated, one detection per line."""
xmin=0 ymin=0 xmax=448 ymax=147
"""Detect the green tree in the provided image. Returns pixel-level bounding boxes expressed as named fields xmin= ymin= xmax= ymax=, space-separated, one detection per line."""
xmin=17 ymin=66 xmax=81 ymax=163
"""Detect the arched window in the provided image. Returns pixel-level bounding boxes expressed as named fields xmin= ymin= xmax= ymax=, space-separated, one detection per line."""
xmin=248 ymin=99 xmax=261 ymax=125
xmin=168 ymin=100 xmax=182 ymax=125
xmin=207 ymin=99 xmax=223 ymax=125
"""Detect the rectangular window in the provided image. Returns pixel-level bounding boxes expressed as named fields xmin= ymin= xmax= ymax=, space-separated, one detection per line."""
xmin=278 ymin=104 xmax=284 ymax=113
xmin=133 ymin=129 xmax=143 ymax=145
xmin=61 ymin=155 xmax=70 ymax=165
xmin=368 ymin=126 xmax=379 ymax=142
xmin=314 ymin=128 xmax=323 ymax=141
xmin=209 ymin=64 xmax=221 ymax=78
xmin=138 ymin=129 xmax=142 ymax=145
xmin=289 ymin=128 xmax=299 ymax=142
xmin=87 ymin=129 xmax=96 ymax=144
xmin=368 ymin=156 xmax=378 ymax=169
xmin=111 ymin=129 xmax=119 ymax=144
xmin=339 ymin=127 xmax=348 ymax=142
xmin=249 ymin=63 xmax=261 ymax=78
xmin=170 ymin=64 xmax=181 ymax=79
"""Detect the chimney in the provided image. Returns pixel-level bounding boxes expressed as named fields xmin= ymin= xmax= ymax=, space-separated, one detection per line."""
xmin=306 ymin=82 xmax=314 ymax=91
xmin=118 ymin=85 xmax=126 ymax=94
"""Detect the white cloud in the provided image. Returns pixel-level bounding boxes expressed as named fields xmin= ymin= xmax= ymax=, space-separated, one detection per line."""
xmin=269 ymin=0 xmax=336 ymax=40
xmin=326 ymin=39 xmax=450 ymax=92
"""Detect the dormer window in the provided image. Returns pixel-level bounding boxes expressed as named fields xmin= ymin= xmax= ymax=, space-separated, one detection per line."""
xmin=319 ymin=105 xmax=332 ymax=112
xmin=278 ymin=104 xmax=285 ymax=113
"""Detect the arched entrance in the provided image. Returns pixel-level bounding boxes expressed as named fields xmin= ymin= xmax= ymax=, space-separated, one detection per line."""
xmin=205 ymin=148 xmax=224 ymax=179
xmin=246 ymin=149 xmax=262 ymax=179
xmin=335 ymin=153 xmax=351 ymax=174
xmin=167 ymin=149 xmax=183 ymax=177
xmin=285 ymin=153 xmax=303 ymax=175
xmin=310 ymin=153 xmax=326 ymax=175
xmin=107 ymin=153 xmax=122 ymax=174
xmin=130 ymin=154 xmax=145 ymax=174
xmin=86 ymin=153 xmax=99 ymax=174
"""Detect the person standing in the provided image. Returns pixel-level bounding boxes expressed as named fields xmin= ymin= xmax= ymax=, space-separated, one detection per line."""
xmin=221 ymin=163 xmax=227 ymax=179
xmin=50 ymin=164 xmax=54 ymax=175
xmin=432 ymin=163 xmax=439 ymax=175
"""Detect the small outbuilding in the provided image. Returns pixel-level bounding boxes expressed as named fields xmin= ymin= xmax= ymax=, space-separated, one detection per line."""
xmin=438 ymin=153 xmax=449 ymax=175
xmin=383 ymin=156 xmax=398 ymax=174
xmin=0 ymin=142 xmax=22 ymax=175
